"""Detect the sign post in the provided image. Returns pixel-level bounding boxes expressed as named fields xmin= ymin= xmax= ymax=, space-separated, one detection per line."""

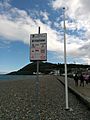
xmin=30 ymin=27 xmax=47 ymax=119
xmin=37 ymin=27 xmax=40 ymax=96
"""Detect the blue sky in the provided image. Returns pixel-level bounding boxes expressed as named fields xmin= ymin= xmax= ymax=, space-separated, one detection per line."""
xmin=0 ymin=0 xmax=90 ymax=73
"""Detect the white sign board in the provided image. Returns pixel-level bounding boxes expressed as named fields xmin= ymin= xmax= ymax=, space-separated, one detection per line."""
xmin=30 ymin=33 xmax=47 ymax=61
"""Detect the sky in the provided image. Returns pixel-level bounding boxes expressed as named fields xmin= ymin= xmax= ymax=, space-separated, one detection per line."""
xmin=0 ymin=0 xmax=90 ymax=73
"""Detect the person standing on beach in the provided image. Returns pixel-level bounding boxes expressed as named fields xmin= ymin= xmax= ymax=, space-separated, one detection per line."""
xmin=84 ymin=73 xmax=89 ymax=85
xmin=74 ymin=73 xmax=79 ymax=86
xmin=89 ymin=75 xmax=90 ymax=83
xmin=80 ymin=73 xmax=84 ymax=87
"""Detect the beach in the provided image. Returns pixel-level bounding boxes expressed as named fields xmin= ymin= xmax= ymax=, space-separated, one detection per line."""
xmin=0 ymin=75 xmax=90 ymax=120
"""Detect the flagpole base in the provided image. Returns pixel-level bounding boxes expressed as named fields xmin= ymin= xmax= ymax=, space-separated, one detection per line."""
xmin=65 ymin=108 xmax=69 ymax=111
xmin=65 ymin=108 xmax=73 ymax=111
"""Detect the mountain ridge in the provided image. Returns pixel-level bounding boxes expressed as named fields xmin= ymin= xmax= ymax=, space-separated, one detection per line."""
xmin=7 ymin=62 xmax=90 ymax=75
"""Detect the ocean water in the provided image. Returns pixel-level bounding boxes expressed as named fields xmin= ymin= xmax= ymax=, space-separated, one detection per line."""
xmin=0 ymin=75 xmax=36 ymax=81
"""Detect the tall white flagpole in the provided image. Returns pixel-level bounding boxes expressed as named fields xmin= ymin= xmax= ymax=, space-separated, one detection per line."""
xmin=63 ymin=7 xmax=69 ymax=110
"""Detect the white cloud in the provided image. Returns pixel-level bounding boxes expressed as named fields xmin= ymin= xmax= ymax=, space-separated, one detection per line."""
xmin=0 ymin=0 xmax=90 ymax=65
xmin=40 ymin=11 xmax=49 ymax=21
xmin=51 ymin=0 xmax=64 ymax=10
xmin=50 ymin=0 xmax=90 ymax=64
xmin=0 ymin=14 xmax=30 ymax=44
xmin=0 ymin=2 xmax=64 ymax=53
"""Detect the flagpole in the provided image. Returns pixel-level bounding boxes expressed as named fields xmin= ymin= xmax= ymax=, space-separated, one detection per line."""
xmin=63 ymin=7 xmax=69 ymax=110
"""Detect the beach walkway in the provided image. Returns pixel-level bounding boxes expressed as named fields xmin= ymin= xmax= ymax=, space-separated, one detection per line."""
xmin=57 ymin=75 xmax=90 ymax=109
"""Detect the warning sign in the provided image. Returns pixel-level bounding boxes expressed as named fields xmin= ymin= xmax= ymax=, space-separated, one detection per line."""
xmin=30 ymin=33 xmax=47 ymax=61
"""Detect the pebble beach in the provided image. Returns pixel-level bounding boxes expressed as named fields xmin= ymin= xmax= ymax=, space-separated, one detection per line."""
xmin=0 ymin=75 xmax=90 ymax=120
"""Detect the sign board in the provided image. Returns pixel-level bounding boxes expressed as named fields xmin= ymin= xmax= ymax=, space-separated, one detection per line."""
xmin=30 ymin=33 xmax=47 ymax=61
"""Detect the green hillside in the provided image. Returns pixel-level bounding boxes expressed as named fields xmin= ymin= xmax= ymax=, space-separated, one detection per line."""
xmin=8 ymin=62 xmax=90 ymax=75
xmin=8 ymin=62 xmax=57 ymax=75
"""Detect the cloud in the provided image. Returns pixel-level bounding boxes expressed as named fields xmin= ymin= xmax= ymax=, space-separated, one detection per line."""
xmin=0 ymin=2 xmax=64 ymax=52
xmin=40 ymin=11 xmax=49 ymax=21
xmin=0 ymin=0 xmax=90 ymax=64
xmin=0 ymin=14 xmax=30 ymax=43
xmin=50 ymin=0 xmax=90 ymax=64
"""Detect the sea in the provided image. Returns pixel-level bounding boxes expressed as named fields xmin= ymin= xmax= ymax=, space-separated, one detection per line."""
xmin=0 ymin=75 xmax=37 ymax=81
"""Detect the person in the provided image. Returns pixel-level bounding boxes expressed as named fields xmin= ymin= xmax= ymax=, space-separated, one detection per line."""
xmin=89 ymin=75 xmax=90 ymax=83
xmin=84 ymin=73 xmax=89 ymax=85
xmin=74 ymin=73 xmax=79 ymax=86
xmin=80 ymin=73 xmax=84 ymax=87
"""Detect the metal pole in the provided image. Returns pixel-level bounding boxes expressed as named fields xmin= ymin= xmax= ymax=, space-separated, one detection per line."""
xmin=63 ymin=7 xmax=69 ymax=110
xmin=35 ymin=27 xmax=40 ymax=119
xmin=37 ymin=26 xmax=40 ymax=82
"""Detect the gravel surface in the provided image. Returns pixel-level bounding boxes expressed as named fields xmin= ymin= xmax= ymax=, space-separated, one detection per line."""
xmin=0 ymin=75 xmax=90 ymax=120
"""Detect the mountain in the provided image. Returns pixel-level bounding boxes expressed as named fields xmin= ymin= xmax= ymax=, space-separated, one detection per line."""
xmin=8 ymin=62 xmax=57 ymax=75
xmin=7 ymin=62 xmax=90 ymax=75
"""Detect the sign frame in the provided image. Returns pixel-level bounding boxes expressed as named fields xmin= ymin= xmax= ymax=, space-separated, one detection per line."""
xmin=30 ymin=33 xmax=47 ymax=61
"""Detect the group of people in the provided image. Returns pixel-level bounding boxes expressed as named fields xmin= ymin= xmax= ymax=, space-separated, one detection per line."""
xmin=73 ymin=73 xmax=90 ymax=87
